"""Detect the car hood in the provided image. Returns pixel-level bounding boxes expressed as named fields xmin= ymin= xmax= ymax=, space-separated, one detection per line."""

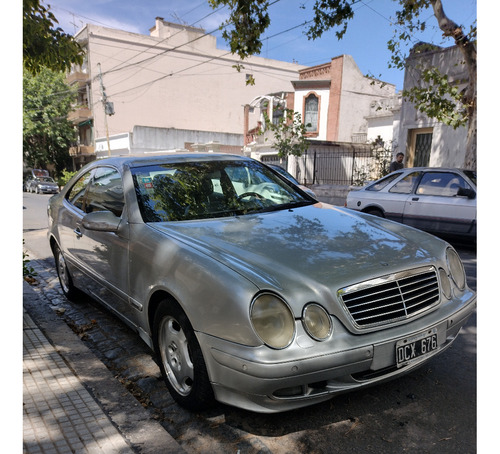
xmin=150 ymin=203 xmax=445 ymax=311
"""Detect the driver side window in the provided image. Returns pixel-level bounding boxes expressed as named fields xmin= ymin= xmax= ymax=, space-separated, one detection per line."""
xmin=67 ymin=170 xmax=93 ymax=211
xmin=66 ymin=167 xmax=124 ymax=217
xmin=389 ymin=172 xmax=421 ymax=194
xmin=85 ymin=167 xmax=124 ymax=216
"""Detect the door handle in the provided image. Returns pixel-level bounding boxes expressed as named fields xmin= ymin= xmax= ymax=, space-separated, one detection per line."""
xmin=412 ymin=197 xmax=419 ymax=201
xmin=74 ymin=227 xmax=83 ymax=238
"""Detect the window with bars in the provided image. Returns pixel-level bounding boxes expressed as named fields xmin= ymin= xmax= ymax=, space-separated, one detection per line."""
xmin=414 ymin=132 xmax=433 ymax=167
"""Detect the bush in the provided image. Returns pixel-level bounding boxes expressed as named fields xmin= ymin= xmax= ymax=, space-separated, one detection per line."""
xmin=23 ymin=240 xmax=37 ymax=282
xmin=57 ymin=169 xmax=77 ymax=188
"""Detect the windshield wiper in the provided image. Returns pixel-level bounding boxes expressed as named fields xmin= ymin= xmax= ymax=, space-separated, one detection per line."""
xmin=254 ymin=200 xmax=314 ymax=213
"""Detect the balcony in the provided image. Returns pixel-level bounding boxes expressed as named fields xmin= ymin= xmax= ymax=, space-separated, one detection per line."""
xmin=69 ymin=145 xmax=95 ymax=157
xmin=351 ymin=133 xmax=368 ymax=143
xmin=66 ymin=71 xmax=89 ymax=87
xmin=68 ymin=107 xmax=92 ymax=125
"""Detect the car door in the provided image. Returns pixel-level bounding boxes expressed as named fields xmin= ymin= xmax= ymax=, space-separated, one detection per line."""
xmin=64 ymin=166 xmax=138 ymax=323
xmin=57 ymin=169 xmax=95 ymax=265
xmin=73 ymin=166 xmax=137 ymax=318
xmin=380 ymin=171 xmax=422 ymax=222
xmin=402 ymin=171 xmax=476 ymax=235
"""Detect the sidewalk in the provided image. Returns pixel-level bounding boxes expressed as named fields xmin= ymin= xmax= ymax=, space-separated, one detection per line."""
xmin=23 ymin=280 xmax=185 ymax=454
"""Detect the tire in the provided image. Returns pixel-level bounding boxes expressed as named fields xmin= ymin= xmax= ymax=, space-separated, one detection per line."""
xmin=54 ymin=244 xmax=79 ymax=300
xmin=153 ymin=300 xmax=215 ymax=411
xmin=364 ymin=208 xmax=384 ymax=218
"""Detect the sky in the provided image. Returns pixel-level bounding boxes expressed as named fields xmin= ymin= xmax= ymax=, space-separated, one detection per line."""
xmin=44 ymin=0 xmax=477 ymax=91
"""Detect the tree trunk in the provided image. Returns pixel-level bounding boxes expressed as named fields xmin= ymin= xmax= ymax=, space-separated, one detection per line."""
xmin=431 ymin=0 xmax=477 ymax=170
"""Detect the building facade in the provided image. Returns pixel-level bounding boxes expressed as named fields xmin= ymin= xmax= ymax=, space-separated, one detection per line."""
xmin=244 ymin=55 xmax=397 ymax=155
xmin=292 ymin=55 xmax=396 ymax=143
xmin=66 ymin=18 xmax=305 ymax=167
xmin=244 ymin=55 xmax=398 ymax=190
xmin=398 ymin=44 xmax=469 ymax=168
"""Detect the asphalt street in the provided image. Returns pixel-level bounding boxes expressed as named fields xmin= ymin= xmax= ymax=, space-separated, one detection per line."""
xmin=22 ymin=191 xmax=478 ymax=453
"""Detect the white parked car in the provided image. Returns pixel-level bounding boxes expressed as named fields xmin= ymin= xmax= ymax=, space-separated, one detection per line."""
xmin=346 ymin=168 xmax=476 ymax=239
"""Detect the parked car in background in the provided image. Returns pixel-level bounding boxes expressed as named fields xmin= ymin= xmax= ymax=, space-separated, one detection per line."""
xmin=345 ymin=168 xmax=476 ymax=240
xmin=47 ymin=154 xmax=476 ymax=413
xmin=26 ymin=175 xmax=59 ymax=194
xmin=266 ymin=164 xmax=317 ymax=198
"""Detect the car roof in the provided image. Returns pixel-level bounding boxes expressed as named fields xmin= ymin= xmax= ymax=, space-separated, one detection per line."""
xmin=87 ymin=153 xmax=250 ymax=170
xmin=396 ymin=167 xmax=471 ymax=173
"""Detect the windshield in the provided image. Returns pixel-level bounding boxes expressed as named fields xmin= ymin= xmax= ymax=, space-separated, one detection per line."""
xmin=132 ymin=159 xmax=315 ymax=222
xmin=38 ymin=177 xmax=55 ymax=183
xmin=463 ymin=170 xmax=476 ymax=186
xmin=267 ymin=165 xmax=301 ymax=186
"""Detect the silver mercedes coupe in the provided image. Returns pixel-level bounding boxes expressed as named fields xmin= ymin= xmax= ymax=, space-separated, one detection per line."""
xmin=47 ymin=154 xmax=476 ymax=413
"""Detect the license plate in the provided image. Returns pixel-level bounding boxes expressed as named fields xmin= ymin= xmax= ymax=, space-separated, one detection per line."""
xmin=396 ymin=328 xmax=438 ymax=367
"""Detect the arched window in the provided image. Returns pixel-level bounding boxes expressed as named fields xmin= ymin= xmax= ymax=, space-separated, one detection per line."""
xmin=304 ymin=94 xmax=319 ymax=132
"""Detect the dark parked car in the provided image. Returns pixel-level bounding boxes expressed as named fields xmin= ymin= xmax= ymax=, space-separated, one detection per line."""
xmin=47 ymin=154 xmax=476 ymax=413
xmin=346 ymin=168 xmax=476 ymax=239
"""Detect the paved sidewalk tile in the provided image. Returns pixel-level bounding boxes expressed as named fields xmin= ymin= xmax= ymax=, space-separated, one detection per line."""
xmin=23 ymin=311 xmax=136 ymax=454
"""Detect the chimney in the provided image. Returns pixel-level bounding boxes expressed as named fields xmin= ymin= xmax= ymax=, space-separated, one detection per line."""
xmin=150 ymin=17 xmax=168 ymax=38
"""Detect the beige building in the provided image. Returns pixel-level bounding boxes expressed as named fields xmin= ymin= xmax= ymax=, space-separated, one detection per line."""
xmin=67 ymin=18 xmax=305 ymax=167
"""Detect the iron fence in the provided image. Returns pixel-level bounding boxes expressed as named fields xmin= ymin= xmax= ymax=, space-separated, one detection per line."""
xmin=293 ymin=143 xmax=391 ymax=186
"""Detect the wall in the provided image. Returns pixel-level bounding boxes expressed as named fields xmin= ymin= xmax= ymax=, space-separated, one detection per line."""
xmin=95 ymin=125 xmax=244 ymax=158
xmin=337 ymin=55 xmax=396 ymax=143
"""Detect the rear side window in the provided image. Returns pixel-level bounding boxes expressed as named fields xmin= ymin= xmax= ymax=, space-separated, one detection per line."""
xmin=416 ymin=172 xmax=472 ymax=197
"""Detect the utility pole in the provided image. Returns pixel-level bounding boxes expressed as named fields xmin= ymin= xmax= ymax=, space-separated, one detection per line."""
xmin=97 ymin=63 xmax=114 ymax=156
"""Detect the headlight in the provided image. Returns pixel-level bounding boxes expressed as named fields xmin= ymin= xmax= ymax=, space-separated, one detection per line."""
xmin=302 ymin=304 xmax=332 ymax=341
xmin=446 ymin=247 xmax=466 ymax=290
xmin=439 ymin=268 xmax=452 ymax=299
xmin=250 ymin=293 xmax=295 ymax=349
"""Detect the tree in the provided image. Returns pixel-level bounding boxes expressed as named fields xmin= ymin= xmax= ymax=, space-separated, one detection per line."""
xmin=23 ymin=0 xmax=83 ymax=74
xmin=209 ymin=0 xmax=476 ymax=169
xmin=23 ymin=67 xmax=77 ymax=173
xmin=261 ymin=109 xmax=310 ymax=158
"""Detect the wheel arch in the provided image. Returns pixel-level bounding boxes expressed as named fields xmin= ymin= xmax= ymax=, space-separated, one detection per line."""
xmin=147 ymin=289 xmax=182 ymax=336
xmin=48 ymin=234 xmax=59 ymax=256
xmin=361 ymin=204 xmax=386 ymax=217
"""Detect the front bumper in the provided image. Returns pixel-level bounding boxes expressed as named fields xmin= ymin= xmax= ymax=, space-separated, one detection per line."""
xmin=197 ymin=291 xmax=476 ymax=413
xmin=39 ymin=186 xmax=58 ymax=193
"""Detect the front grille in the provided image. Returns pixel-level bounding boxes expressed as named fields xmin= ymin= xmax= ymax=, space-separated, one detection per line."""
xmin=338 ymin=266 xmax=440 ymax=329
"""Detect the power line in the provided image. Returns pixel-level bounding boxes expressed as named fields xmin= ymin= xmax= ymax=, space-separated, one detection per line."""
xmin=103 ymin=4 xmax=228 ymax=75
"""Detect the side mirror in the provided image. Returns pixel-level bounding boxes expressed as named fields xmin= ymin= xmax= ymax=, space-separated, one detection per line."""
xmin=457 ymin=187 xmax=476 ymax=199
xmin=82 ymin=211 xmax=121 ymax=232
